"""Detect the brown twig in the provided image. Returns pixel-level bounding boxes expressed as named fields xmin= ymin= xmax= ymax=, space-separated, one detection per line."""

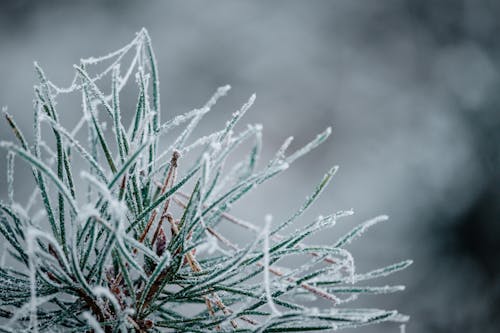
xmin=137 ymin=150 xmax=180 ymax=246
xmin=151 ymin=150 xmax=179 ymax=246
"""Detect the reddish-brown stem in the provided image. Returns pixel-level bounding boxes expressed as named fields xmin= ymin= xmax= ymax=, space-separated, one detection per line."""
xmin=137 ymin=151 xmax=180 ymax=246
xmin=151 ymin=151 xmax=179 ymax=246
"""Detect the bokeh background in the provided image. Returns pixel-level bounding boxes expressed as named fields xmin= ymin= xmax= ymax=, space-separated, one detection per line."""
xmin=0 ymin=1 xmax=498 ymax=332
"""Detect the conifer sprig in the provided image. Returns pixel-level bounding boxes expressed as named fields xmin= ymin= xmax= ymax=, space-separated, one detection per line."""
xmin=0 ymin=29 xmax=410 ymax=332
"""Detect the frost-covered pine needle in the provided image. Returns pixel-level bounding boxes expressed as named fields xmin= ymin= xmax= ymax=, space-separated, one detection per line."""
xmin=0 ymin=29 xmax=410 ymax=332
xmin=262 ymin=214 xmax=281 ymax=317
xmin=6 ymin=151 xmax=15 ymax=204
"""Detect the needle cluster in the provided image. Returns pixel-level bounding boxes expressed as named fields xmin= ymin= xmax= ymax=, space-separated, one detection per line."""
xmin=0 ymin=29 xmax=410 ymax=332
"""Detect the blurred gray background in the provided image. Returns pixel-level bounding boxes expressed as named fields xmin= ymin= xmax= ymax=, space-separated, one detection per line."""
xmin=0 ymin=1 xmax=498 ymax=332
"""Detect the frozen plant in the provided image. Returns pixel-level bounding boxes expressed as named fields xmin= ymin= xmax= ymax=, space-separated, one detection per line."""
xmin=0 ymin=29 xmax=411 ymax=332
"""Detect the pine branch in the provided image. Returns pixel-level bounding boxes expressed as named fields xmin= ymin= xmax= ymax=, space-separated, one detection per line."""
xmin=0 ymin=29 xmax=410 ymax=332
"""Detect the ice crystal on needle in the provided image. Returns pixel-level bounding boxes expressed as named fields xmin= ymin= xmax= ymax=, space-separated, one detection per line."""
xmin=0 ymin=29 xmax=411 ymax=332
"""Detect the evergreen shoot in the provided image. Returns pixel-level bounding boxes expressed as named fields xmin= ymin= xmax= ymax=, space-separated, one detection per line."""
xmin=0 ymin=29 xmax=411 ymax=332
